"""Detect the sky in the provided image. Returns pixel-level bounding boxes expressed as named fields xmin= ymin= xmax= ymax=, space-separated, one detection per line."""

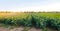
xmin=0 ymin=0 xmax=60 ymax=12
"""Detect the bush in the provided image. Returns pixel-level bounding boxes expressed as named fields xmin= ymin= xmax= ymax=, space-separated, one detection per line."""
xmin=13 ymin=18 xmax=24 ymax=26
xmin=22 ymin=15 xmax=32 ymax=27
xmin=47 ymin=18 xmax=60 ymax=29
xmin=31 ymin=15 xmax=47 ymax=28
xmin=3 ymin=18 xmax=14 ymax=25
xmin=14 ymin=15 xmax=32 ymax=27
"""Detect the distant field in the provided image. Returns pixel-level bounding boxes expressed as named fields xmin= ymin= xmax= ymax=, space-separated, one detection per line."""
xmin=0 ymin=12 xmax=60 ymax=18
xmin=0 ymin=12 xmax=29 ymax=19
xmin=34 ymin=12 xmax=60 ymax=18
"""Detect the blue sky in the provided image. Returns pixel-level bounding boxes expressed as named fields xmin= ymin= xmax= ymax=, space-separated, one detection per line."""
xmin=0 ymin=0 xmax=60 ymax=12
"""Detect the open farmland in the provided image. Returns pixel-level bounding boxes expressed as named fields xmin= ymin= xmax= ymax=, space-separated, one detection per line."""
xmin=0 ymin=12 xmax=60 ymax=31
xmin=0 ymin=12 xmax=60 ymax=18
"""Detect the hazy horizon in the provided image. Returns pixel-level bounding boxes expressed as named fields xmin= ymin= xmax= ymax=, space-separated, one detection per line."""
xmin=0 ymin=0 xmax=60 ymax=12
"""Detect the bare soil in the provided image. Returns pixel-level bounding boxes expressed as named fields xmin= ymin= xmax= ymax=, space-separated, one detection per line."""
xmin=0 ymin=27 xmax=58 ymax=31
xmin=0 ymin=27 xmax=10 ymax=31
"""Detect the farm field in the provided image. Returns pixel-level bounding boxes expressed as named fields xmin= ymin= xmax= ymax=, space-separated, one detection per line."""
xmin=0 ymin=12 xmax=60 ymax=31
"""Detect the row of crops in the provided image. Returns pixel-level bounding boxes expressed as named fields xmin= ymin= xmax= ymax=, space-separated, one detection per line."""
xmin=0 ymin=12 xmax=60 ymax=30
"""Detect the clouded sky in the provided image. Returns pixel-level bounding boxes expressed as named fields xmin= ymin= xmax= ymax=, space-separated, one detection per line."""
xmin=0 ymin=0 xmax=60 ymax=12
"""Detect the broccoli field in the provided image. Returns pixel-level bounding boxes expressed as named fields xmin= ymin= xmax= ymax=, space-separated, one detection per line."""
xmin=0 ymin=12 xmax=60 ymax=30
